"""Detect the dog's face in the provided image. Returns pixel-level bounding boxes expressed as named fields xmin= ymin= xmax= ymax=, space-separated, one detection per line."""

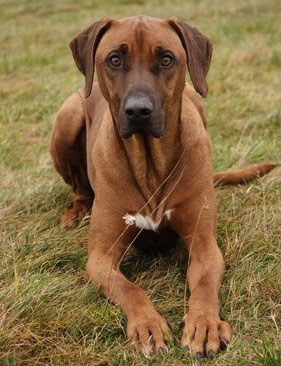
xmin=70 ymin=16 xmax=212 ymax=139
xmin=95 ymin=17 xmax=189 ymax=139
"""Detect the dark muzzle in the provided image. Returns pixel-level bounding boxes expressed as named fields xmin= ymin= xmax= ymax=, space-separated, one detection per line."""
xmin=120 ymin=91 xmax=163 ymax=138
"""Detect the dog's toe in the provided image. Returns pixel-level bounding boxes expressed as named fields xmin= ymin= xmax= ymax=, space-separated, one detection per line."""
xmin=181 ymin=313 xmax=232 ymax=358
xmin=127 ymin=313 xmax=173 ymax=356
xmin=60 ymin=205 xmax=89 ymax=228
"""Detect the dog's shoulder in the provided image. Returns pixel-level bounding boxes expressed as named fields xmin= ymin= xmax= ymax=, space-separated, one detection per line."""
xmin=182 ymin=84 xmax=207 ymax=129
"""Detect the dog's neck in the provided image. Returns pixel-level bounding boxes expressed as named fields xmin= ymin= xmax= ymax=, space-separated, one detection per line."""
xmin=121 ymin=114 xmax=184 ymax=208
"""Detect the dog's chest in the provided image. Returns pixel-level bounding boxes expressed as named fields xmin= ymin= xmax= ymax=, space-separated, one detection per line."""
xmin=123 ymin=209 xmax=172 ymax=232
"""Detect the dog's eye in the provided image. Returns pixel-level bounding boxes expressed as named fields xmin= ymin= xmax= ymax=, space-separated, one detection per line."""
xmin=160 ymin=55 xmax=174 ymax=67
xmin=109 ymin=55 xmax=122 ymax=68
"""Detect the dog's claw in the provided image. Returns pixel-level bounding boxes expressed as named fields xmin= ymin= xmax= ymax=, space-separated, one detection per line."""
xmin=178 ymin=320 xmax=185 ymax=329
xmin=143 ymin=345 xmax=153 ymax=359
xmin=195 ymin=351 xmax=203 ymax=359
xmin=220 ymin=338 xmax=229 ymax=351
xmin=164 ymin=331 xmax=174 ymax=346
xmin=167 ymin=320 xmax=172 ymax=329
xmin=207 ymin=351 xmax=215 ymax=359
xmin=164 ymin=341 xmax=173 ymax=350
xmin=158 ymin=345 xmax=169 ymax=354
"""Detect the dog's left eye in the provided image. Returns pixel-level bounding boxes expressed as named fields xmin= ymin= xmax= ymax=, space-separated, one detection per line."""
xmin=109 ymin=55 xmax=122 ymax=68
xmin=160 ymin=55 xmax=174 ymax=67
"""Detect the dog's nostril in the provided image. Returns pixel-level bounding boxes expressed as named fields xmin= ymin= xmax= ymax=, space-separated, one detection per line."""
xmin=125 ymin=109 xmax=134 ymax=117
xmin=125 ymin=107 xmax=152 ymax=118
xmin=140 ymin=108 xmax=152 ymax=117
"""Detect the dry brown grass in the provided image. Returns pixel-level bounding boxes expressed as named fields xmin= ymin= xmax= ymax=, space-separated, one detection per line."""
xmin=1 ymin=0 xmax=280 ymax=365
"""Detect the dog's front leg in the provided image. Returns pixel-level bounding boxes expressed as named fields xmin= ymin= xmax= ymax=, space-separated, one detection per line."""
xmin=175 ymin=200 xmax=232 ymax=358
xmin=86 ymin=214 xmax=172 ymax=355
xmin=182 ymin=235 xmax=232 ymax=358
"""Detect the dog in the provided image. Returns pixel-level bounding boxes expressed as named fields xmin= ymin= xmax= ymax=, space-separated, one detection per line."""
xmin=50 ymin=16 xmax=275 ymax=358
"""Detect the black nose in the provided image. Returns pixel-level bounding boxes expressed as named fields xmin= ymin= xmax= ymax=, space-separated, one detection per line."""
xmin=124 ymin=95 xmax=154 ymax=123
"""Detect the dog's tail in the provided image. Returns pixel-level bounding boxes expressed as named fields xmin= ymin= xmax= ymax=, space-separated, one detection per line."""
xmin=214 ymin=163 xmax=277 ymax=186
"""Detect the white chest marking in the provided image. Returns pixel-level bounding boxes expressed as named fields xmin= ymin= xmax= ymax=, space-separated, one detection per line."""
xmin=123 ymin=209 xmax=173 ymax=232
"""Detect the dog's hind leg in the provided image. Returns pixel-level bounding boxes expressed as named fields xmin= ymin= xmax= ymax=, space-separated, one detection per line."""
xmin=50 ymin=91 xmax=94 ymax=227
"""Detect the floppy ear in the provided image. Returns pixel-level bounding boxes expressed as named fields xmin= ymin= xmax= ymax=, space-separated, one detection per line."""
xmin=167 ymin=18 xmax=213 ymax=98
xmin=69 ymin=18 xmax=112 ymax=98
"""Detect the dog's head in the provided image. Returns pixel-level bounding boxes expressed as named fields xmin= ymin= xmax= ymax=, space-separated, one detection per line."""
xmin=70 ymin=16 xmax=212 ymax=139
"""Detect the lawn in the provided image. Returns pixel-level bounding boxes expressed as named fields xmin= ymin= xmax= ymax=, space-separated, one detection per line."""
xmin=0 ymin=0 xmax=280 ymax=365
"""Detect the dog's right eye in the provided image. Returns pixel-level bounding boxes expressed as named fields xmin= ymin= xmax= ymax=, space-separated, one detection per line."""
xmin=109 ymin=55 xmax=122 ymax=68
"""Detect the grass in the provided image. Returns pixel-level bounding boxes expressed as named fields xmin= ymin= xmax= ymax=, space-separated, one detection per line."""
xmin=0 ymin=0 xmax=280 ymax=365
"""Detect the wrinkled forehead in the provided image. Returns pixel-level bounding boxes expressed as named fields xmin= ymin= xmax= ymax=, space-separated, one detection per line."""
xmin=97 ymin=16 xmax=184 ymax=58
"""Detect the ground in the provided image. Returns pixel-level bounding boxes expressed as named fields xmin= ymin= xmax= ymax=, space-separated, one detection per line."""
xmin=0 ymin=0 xmax=280 ymax=365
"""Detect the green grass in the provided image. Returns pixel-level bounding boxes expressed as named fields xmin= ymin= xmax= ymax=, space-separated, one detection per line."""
xmin=0 ymin=0 xmax=281 ymax=365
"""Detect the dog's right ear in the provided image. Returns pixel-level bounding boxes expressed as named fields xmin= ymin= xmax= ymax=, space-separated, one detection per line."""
xmin=69 ymin=18 xmax=112 ymax=98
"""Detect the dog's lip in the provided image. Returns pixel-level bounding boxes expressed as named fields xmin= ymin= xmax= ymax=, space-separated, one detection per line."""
xmin=150 ymin=130 xmax=163 ymax=138
xmin=121 ymin=126 xmax=163 ymax=139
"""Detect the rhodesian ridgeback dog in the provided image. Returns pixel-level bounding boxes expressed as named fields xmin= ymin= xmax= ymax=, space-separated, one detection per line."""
xmin=50 ymin=16 xmax=275 ymax=358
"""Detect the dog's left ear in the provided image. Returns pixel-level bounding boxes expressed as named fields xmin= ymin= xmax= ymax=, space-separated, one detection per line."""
xmin=167 ymin=18 xmax=213 ymax=98
xmin=69 ymin=18 xmax=112 ymax=98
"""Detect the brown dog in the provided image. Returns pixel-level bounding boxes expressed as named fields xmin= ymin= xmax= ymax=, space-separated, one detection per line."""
xmin=50 ymin=16 xmax=275 ymax=358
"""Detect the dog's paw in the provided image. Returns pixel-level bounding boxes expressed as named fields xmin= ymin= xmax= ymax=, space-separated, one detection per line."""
xmin=181 ymin=312 xmax=232 ymax=358
xmin=127 ymin=312 xmax=173 ymax=357
xmin=60 ymin=206 xmax=89 ymax=228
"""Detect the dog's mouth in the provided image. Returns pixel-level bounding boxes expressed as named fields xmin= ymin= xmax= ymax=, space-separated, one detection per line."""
xmin=119 ymin=111 xmax=165 ymax=139
xmin=120 ymin=124 xmax=164 ymax=139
